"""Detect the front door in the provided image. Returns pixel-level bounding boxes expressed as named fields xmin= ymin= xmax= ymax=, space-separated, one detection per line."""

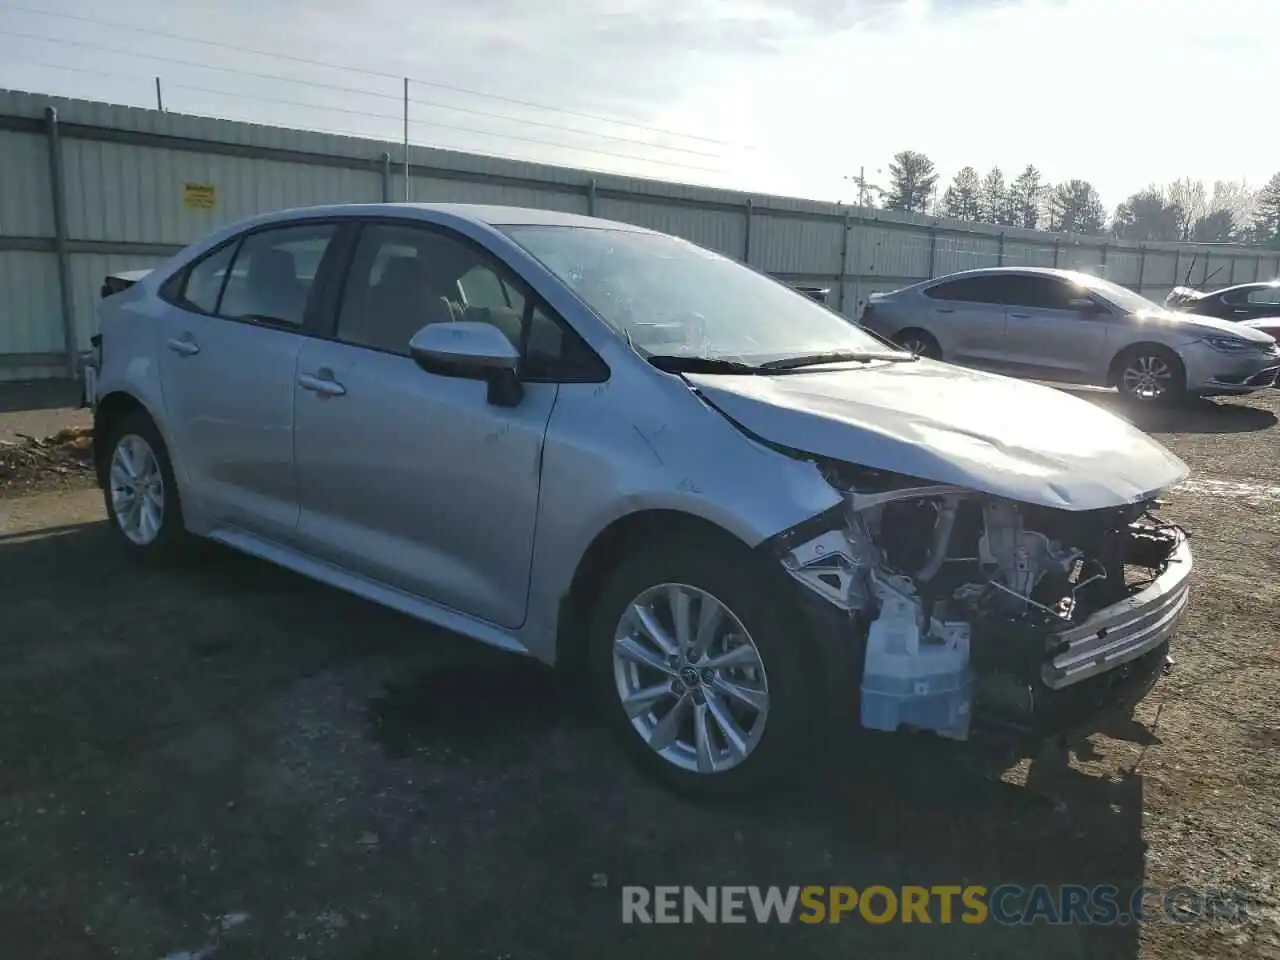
xmin=156 ymin=221 xmax=339 ymax=539
xmin=292 ymin=221 xmax=557 ymax=629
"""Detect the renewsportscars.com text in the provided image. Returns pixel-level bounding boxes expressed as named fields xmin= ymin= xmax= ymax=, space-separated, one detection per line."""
xmin=621 ymin=884 xmax=1249 ymax=926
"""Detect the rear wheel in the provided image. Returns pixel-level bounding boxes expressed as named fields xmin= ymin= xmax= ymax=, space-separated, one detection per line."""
xmin=1114 ymin=346 xmax=1186 ymax=405
xmin=587 ymin=536 xmax=818 ymax=799
xmin=101 ymin=411 xmax=188 ymax=560
xmin=893 ymin=328 xmax=941 ymax=359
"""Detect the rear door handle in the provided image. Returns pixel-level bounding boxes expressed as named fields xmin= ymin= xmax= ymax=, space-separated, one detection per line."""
xmin=1008 ymin=312 xmax=1031 ymax=319
xmin=165 ymin=336 xmax=200 ymax=356
xmin=298 ymin=371 xmax=346 ymax=397
xmin=934 ymin=307 xmax=955 ymax=314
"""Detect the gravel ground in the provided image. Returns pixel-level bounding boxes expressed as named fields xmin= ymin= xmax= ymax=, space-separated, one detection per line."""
xmin=0 ymin=385 xmax=1277 ymax=959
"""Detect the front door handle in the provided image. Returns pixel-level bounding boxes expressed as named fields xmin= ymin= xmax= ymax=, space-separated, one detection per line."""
xmin=298 ymin=371 xmax=346 ymax=397
xmin=935 ymin=307 xmax=955 ymax=314
xmin=1008 ymin=311 xmax=1031 ymax=319
xmin=165 ymin=336 xmax=200 ymax=356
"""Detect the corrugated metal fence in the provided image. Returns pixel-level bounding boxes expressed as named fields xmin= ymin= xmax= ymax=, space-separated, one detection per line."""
xmin=3 ymin=88 xmax=1278 ymax=382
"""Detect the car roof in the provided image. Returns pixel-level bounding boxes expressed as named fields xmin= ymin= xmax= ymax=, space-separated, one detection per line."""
xmin=916 ymin=266 xmax=1102 ymax=285
xmin=1205 ymin=280 xmax=1280 ymax=296
xmin=230 ymin=201 xmax=652 ymax=233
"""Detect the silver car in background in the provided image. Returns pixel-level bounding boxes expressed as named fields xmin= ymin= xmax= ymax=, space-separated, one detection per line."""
xmin=87 ymin=205 xmax=1193 ymax=798
xmin=860 ymin=267 xmax=1280 ymax=403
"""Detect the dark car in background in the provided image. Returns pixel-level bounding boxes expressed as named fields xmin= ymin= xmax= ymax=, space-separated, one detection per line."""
xmin=1165 ymin=281 xmax=1280 ymax=323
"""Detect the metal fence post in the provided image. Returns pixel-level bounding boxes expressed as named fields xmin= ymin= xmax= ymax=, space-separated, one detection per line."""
xmin=1255 ymin=255 xmax=1263 ymax=281
xmin=380 ymin=152 xmax=392 ymax=202
xmin=997 ymin=231 xmax=1005 ymax=267
xmin=926 ymin=225 xmax=937 ymax=278
xmin=1228 ymin=255 xmax=1236 ymax=285
xmin=1136 ymin=245 xmax=1146 ymax=293
xmin=43 ymin=107 xmax=78 ymax=379
xmin=1171 ymin=249 xmax=1180 ymax=288
xmin=1099 ymin=243 xmax=1108 ymax=275
xmin=743 ymin=198 xmax=753 ymax=265
xmin=1052 ymin=238 xmax=1060 ymax=268
xmin=838 ymin=212 xmax=851 ymax=312
xmin=586 ymin=178 xmax=597 ymax=217
xmin=1274 ymin=255 xmax=1280 ymax=279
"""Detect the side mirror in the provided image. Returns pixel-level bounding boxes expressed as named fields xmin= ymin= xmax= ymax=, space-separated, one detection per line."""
xmin=408 ymin=321 xmax=523 ymax=407
xmin=1068 ymin=297 xmax=1099 ymax=313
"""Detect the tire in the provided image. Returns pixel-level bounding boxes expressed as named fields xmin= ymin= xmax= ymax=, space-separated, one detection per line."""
xmin=893 ymin=328 xmax=941 ymax=359
xmin=100 ymin=410 xmax=188 ymax=561
xmin=1113 ymin=345 xmax=1186 ymax=406
xmin=586 ymin=534 xmax=819 ymax=800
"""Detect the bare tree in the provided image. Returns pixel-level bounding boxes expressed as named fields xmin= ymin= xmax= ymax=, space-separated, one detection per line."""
xmin=1167 ymin=177 xmax=1209 ymax=241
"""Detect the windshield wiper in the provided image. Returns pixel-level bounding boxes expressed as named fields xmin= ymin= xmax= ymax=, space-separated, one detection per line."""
xmin=646 ymin=355 xmax=759 ymax=375
xmin=758 ymin=350 xmax=916 ymax=371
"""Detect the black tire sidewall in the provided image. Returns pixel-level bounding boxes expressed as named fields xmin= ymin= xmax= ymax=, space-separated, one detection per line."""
xmin=586 ymin=535 xmax=819 ymax=799
xmin=101 ymin=412 xmax=187 ymax=560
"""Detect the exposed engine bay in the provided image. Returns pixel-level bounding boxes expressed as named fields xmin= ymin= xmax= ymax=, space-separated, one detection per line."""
xmin=777 ymin=461 xmax=1188 ymax=742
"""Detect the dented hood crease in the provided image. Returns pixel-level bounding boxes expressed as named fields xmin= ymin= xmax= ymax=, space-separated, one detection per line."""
xmin=686 ymin=361 xmax=1189 ymax=511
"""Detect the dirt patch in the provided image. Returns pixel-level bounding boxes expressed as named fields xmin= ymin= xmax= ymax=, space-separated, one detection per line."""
xmin=0 ymin=428 xmax=96 ymax=494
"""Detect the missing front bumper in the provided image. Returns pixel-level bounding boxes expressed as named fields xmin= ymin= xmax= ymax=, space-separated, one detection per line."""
xmin=1042 ymin=535 xmax=1192 ymax=690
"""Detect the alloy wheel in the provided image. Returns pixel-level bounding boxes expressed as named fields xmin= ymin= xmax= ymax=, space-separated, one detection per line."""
xmin=109 ymin=433 xmax=165 ymax=546
xmin=612 ymin=583 xmax=770 ymax=774
xmin=1121 ymin=354 xmax=1173 ymax=401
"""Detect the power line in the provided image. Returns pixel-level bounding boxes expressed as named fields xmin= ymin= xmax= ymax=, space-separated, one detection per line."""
xmin=0 ymin=1 xmax=738 ymax=147
xmin=0 ymin=27 xmax=726 ymax=161
xmin=4 ymin=57 xmax=725 ymax=173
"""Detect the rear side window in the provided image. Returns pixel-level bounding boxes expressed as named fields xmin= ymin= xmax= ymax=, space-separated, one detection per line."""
xmin=218 ymin=224 xmax=337 ymax=327
xmin=924 ymin=276 xmax=1009 ymax=304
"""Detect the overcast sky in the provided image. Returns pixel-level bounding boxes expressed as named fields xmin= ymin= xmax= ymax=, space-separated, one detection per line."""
xmin=0 ymin=0 xmax=1274 ymax=211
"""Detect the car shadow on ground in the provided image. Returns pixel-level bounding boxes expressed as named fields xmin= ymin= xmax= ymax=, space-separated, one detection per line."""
xmin=0 ymin=522 xmax=1154 ymax=958
xmin=1060 ymin=387 xmax=1278 ymax=435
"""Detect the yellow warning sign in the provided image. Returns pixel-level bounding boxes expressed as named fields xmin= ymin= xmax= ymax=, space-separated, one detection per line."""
xmin=183 ymin=182 xmax=216 ymax=211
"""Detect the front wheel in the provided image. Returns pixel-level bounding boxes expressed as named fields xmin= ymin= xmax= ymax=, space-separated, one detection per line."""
xmin=1115 ymin=346 xmax=1186 ymax=405
xmin=587 ymin=536 xmax=818 ymax=799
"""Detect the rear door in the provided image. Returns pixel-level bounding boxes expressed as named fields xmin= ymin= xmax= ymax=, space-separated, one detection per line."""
xmin=155 ymin=220 xmax=341 ymax=540
xmin=918 ymin=274 xmax=1009 ymax=366
xmin=998 ymin=273 xmax=1112 ymax=382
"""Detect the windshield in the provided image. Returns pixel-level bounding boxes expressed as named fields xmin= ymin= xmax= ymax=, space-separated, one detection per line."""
xmin=1069 ymin=272 xmax=1165 ymax=315
xmin=502 ymin=226 xmax=898 ymax=365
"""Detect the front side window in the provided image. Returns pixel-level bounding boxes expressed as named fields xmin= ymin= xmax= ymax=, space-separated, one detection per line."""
xmin=335 ymin=222 xmax=601 ymax=379
xmin=924 ymin=276 xmax=1009 ymax=304
xmin=1247 ymin=286 xmax=1280 ymax=305
xmin=502 ymin=227 xmax=895 ymax=365
xmin=1002 ymin=275 xmax=1078 ymax=311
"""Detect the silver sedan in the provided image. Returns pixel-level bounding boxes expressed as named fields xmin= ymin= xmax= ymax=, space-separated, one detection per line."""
xmin=860 ymin=267 xmax=1280 ymax=403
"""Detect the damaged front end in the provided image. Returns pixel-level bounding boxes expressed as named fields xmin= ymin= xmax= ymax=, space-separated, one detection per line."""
xmin=772 ymin=461 xmax=1191 ymax=744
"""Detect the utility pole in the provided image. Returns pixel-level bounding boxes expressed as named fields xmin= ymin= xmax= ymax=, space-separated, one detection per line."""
xmin=154 ymin=77 xmax=164 ymax=111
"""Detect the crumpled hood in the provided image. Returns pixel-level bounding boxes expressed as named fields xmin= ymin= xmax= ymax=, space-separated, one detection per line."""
xmin=1137 ymin=309 xmax=1274 ymax=341
xmin=687 ymin=360 xmax=1189 ymax=511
